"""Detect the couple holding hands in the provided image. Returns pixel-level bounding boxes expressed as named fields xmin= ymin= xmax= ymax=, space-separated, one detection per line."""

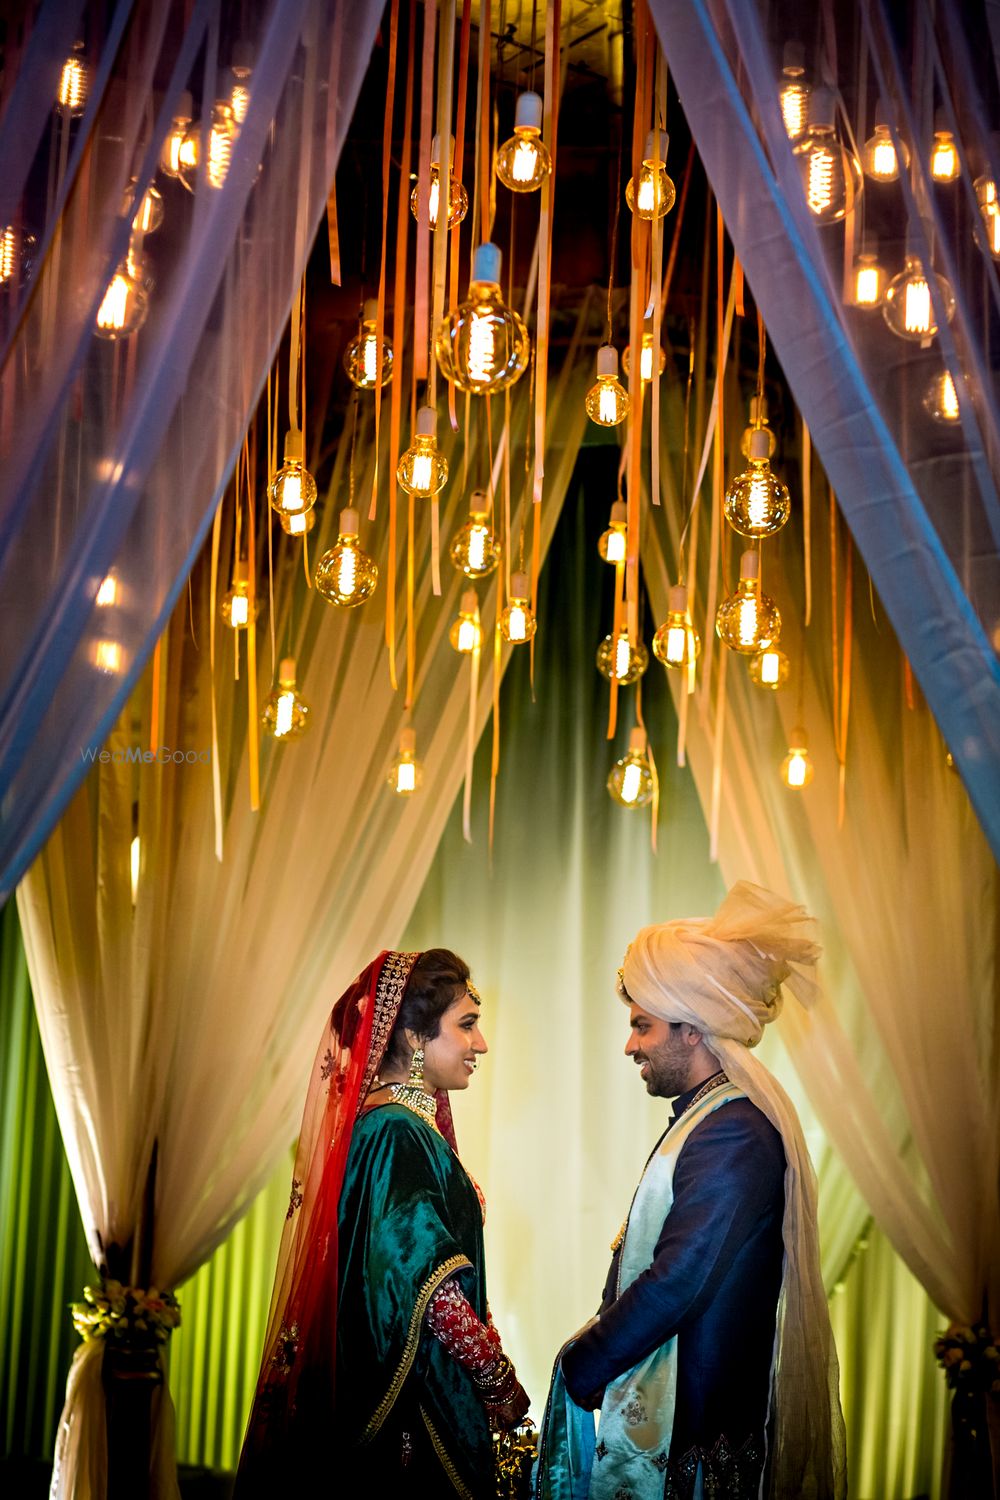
xmin=234 ymin=883 xmax=845 ymax=1500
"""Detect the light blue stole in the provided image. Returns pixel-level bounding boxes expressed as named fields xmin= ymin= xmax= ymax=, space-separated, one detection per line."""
xmin=535 ymin=1080 xmax=745 ymax=1500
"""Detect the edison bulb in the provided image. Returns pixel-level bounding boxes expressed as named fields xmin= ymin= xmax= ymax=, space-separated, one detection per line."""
xmin=781 ymin=728 xmax=814 ymax=789
xmin=94 ymin=267 xmax=149 ymax=339
xmin=397 ymin=406 xmax=448 ymax=497
xmin=586 ymin=345 xmax=630 ymax=427
xmin=315 ymin=509 xmax=378 ymax=606
xmin=410 ymin=135 xmax=467 ymax=229
xmin=500 ymin=572 xmax=537 ymax=644
xmin=93 ymin=639 xmax=124 ymax=674
xmin=792 ymin=89 xmax=862 ymax=224
xmin=596 ymin=630 xmax=649 ymax=685
xmin=95 ymin=573 xmax=118 ymax=608
xmin=449 ymin=590 xmax=482 ymax=654
xmin=344 ymin=299 xmax=394 ymax=389
xmin=975 ymin=173 xmax=1000 ymax=259
xmin=181 ymin=102 xmax=238 ymax=191
xmin=160 ymin=92 xmax=195 ymax=177
xmin=57 ymin=50 xmax=88 ymax=116
xmin=496 ymin=92 xmax=551 ymax=192
xmin=435 ymin=243 xmax=529 ymax=394
xmin=749 ymin=645 xmax=790 ymax=689
xmin=778 ymin=42 xmax=810 ymax=142
xmin=126 ymin=180 xmax=164 ymax=236
xmin=607 ymin=728 xmax=655 ymax=808
xmin=280 ymin=506 xmax=316 ymax=536
xmin=622 ymin=328 xmax=667 ymax=383
xmin=883 ymin=252 xmax=955 ymax=341
xmin=929 ymin=112 xmax=960 ymax=183
xmin=924 ymin=369 xmax=961 ymax=424
xmin=862 ymin=108 xmax=909 ymax=183
xmin=268 ymin=431 xmax=317 ymax=516
xmin=450 ymin=492 xmax=500 ymax=577
xmin=219 ymin=562 xmax=258 ymax=629
xmin=0 ymin=224 xmax=35 ymax=287
xmin=626 ymin=130 xmax=676 ymax=220
xmin=716 ymin=552 xmax=781 ymax=653
xmin=850 ymin=246 xmax=886 ymax=308
xmin=598 ymin=502 xmax=628 ymax=564
xmin=263 ymin=659 xmax=309 ymax=741
xmin=653 ymin=584 xmax=701 ymax=669
xmin=724 ymin=430 xmax=791 ymax=539
xmin=389 ymin=729 xmax=423 ymax=796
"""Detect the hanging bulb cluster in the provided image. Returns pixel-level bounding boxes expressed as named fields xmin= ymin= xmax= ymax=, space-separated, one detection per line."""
xmin=315 ymin=509 xmax=379 ymax=607
xmin=586 ymin=346 xmax=629 ymax=427
xmin=929 ymin=110 xmax=960 ymax=183
xmin=849 ymin=237 xmax=887 ymax=308
xmin=57 ymin=46 xmax=88 ymax=117
xmin=716 ymin=551 xmax=781 ymax=654
xmin=219 ymin=559 xmax=258 ymax=629
xmin=500 ymin=572 xmax=537 ymax=644
xmin=449 ymin=589 xmax=482 ymax=654
xmin=793 ymin=88 xmax=862 ymax=224
xmin=724 ymin=427 xmax=791 ymax=539
xmin=597 ymin=501 xmax=628 ymax=565
xmin=781 ymin=727 xmax=814 ymax=789
xmin=397 ymin=406 xmax=448 ymax=497
xmin=621 ymin=323 xmax=667 ymax=383
xmin=411 ymin=135 xmax=468 ymax=229
xmin=882 ymin=228 xmax=956 ymax=342
xmin=778 ymin=41 xmax=810 ymax=142
xmin=607 ymin=727 xmax=655 ymax=808
xmin=344 ymin=299 xmax=394 ymax=389
xmin=749 ymin=645 xmax=790 ymax=689
xmin=862 ymin=101 xmax=909 ymax=183
xmin=653 ymin=584 xmax=701 ymax=670
xmin=496 ymin=93 xmax=552 ymax=192
xmin=268 ymin=431 xmax=318 ymax=517
xmin=450 ymin=491 xmax=500 ymax=577
xmin=626 ymin=130 xmax=676 ymax=220
xmin=263 ymin=658 xmax=309 ymax=741
xmin=389 ymin=728 xmax=422 ymax=795
xmin=436 ymin=243 xmax=529 ymax=393
xmin=923 ymin=369 xmax=961 ymax=424
xmin=596 ymin=630 xmax=649 ymax=685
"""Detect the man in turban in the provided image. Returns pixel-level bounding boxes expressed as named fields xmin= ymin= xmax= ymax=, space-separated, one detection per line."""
xmin=536 ymin=882 xmax=846 ymax=1500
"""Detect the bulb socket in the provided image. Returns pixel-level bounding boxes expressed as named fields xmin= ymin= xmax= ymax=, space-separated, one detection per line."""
xmin=748 ymin=428 xmax=771 ymax=460
xmin=469 ymin=488 xmax=489 ymax=514
xmin=362 ymin=297 xmax=379 ymax=323
xmin=933 ymin=107 xmax=951 ymax=135
xmin=278 ymin=656 xmax=296 ymax=684
xmin=232 ymin=558 xmax=249 ymax=583
xmin=739 ymin=549 xmax=761 ymax=582
xmin=610 ymin=500 xmax=627 ymax=525
xmin=510 ymin=570 xmax=530 ymax=599
xmin=175 ymin=88 xmax=193 ymax=122
xmin=472 ymin=241 xmax=502 ymax=285
xmin=460 ymin=587 xmax=478 ymax=614
xmin=399 ymin=726 xmax=417 ymax=755
xmin=789 ymin=726 xmax=809 ymax=749
xmin=628 ymin=726 xmax=647 ymax=754
xmin=809 ymin=86 xmax=836 ymax=128
xmin=668 ymin=583 xmax=688 ymax=614
xmin=339 ymin=507 xmax=360 ymax=536
xmin=515 ymin=91 xmax=544 ymax=131
xmin=231 ymin=40 xmax=254 ymax=74
xmin=283 ymin=428 xmax=304 ymax=463
xmin=430 ymin=132 xmax=455 ymax=166
xmin=415 ymin=405 xmax=436 ymax=438
xmin=782 ymin=40 xmax=806 ymax=75
xmin=749 ymin=393 xmax=769 ymax=424
xmin=597 ymin=344 xmax=619 ymax=378
xmin=643 ymin=129 xmax=669 ymax=163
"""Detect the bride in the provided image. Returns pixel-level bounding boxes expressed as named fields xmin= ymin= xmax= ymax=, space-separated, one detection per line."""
xmin=235 ymin=948 xmax=528 ymax=1496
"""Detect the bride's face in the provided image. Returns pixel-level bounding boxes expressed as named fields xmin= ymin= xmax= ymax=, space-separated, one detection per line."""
xmin=421 ymin=991 xmax=488 ymax=1092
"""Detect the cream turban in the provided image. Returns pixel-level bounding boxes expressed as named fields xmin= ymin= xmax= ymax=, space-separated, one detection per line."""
xmin=621 ymin=880 xmax=822 ymax=1047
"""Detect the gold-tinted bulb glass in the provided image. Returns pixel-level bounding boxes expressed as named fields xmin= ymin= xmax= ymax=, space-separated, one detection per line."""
xmin=850 ymin=252 xmax=886 ymax=308
xmin=219 ymin=579 xmax=259 ymax=629
xmin=496 ymin=130 xmax=552 ymax=192
xmin=263 ymin=664 xmax=309 ymax=740
xmin=410 ymin=166 xmax=468 ymax=229
xmin=781 ymin=729 xmax=814 ymax=789
xmin=596 ymin=632 xmax=649 ymax=685
xmin=436 ymin=280 xmax=529 ymax=394
xmin=724 ymin=459 xmax=792 ymax=539
xmin=450 ymin=510 xmax=500 ymax=578
xmin=182 ymin=104 xmax=238 ymax=191
xmin=500 ymin=578 xmax=537 ymax=644
xmin=315 ymin=515 xmax=379 ymax=606
xmin=268 ymin=458 xmax=317 ymax=516
xmin=653 ymin=589 xmax=701 ymax=669
xmin=622 ymin=332 xmax=667 ymax=383
xmin=344 ymin=319 xmax=394 ymax=389
xmin=862 ymin=123 xmax=909 ymax=182
xmin=923 ymin=369 xmax=961 ymax=424
xmin=883 ymin=255 xmax=955 ymax=341
xmin=716 ymin=579 xmax=781 ymax=653
xmin=95 ymin=269 xmax=149 ymax=339
xmin=397 ymin=434 xmax=448 ymax=497
xmin=930 ymin=130 xmax=960 ymax=183
xmin=607 ymin=734 xmax=655 ymax=807
xmin=749 ymin=646 xmax=790 ymax=689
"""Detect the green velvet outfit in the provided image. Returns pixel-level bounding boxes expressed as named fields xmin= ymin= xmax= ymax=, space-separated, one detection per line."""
xmin=336 ymin=1102 xmax=494 ymax=1497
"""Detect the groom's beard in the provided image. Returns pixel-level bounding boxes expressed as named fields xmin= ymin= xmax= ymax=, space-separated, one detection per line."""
xmin=634 ymin=1034 xmax=692 ymax=1098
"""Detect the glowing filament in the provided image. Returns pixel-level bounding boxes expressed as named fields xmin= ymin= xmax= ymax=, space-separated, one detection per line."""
xmin=512 ymin=139 xmax=539 ymax=183
xmin=871 ymin=137 xmax=897 ymax=179
xmin=396 ymin=760 xmax=416 ymax=794
xmin=207 ymin=122 xmax=233 ymax=188
xmin=605 ymin=530 xmax=626 ymax=564
xmin=97 ymin=274 xmax=130 ymax=332
xmin=411 ymin=453 xmax=433 ymax=493
xmin=930 ymin=136 xmax=959 ymax=182
xmin=231 ymin=84 xmax=250 ymax=124
xmin=940 ymin=372 xmax=959 ymax=420
xmin=96 ymin=575 xmax=118 ymax=607
xmin=95 ymin=640 xmax=122 ymax=673
xmin=785 ymin=751 xmax=808 ymax=789
xmin=904 ymin=277 xmax=932 ymax=335
xmin=363 ymin=335 xmax=378 ymax=384
xmin=427 ymin=173 xmax=441 ymax=228
xmin=855 ymin=265 xmax=881 ymax=306
xmin=747 ymin=475 xmax=772 ymax=530
xmin=130 ymin=835 xmax=140 ymax=905
xmin=507 ymin=605 xmax=527 ymax=642
xmin=0 ymin=227 xmax=17 ymax=282
xmin=467 ymin=526 xmax=488 ymax=572
xmin=807 ymin=148 xmax=835 ymax=214
xmin=457 ymin=618 xmax=478 ymax=653
xmin=336 ymin=547 xmax=358 ymax=596
xmin=637 ymin=172 xmax=657 ymax=214
xmin=780 ymin=83 xmax=808 ymax=139
xmin=58 ymin=58 xmax=86 ymax=113
xmin=599 ymin=384 xmax=618 ymax=424
xmin=640 ymin=345 xmax=653 ymax=382
xmin=759 ymin=650 xmax=780 ymax=686
xmin=133 ymin=189 xmax=160 ymax=234
xmin=665 ymin=625 xmax=687 ymax=665
xmin=614 ymin=635 xmax=631 ymax=680
xmin=286 ymin=512 xmax=308 ymax=536
xmin=737 ymin=596 xmax=760 ymax=647
xmin=229 ymin=593 xmax=249 ymax=627
xmin=274 ymin=691 xmax=295 ymax=739
xmin=620 ymin=762 xmax=642 ymax=804
xmin=468 ymin=313 xmax=496 ymax=384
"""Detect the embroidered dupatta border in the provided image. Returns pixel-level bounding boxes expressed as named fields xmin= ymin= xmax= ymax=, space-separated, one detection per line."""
xmin=420 ymin=1404 xmax=475 ymax=1499
xmin=361 ymin=1252 xmax=473 ymax=1442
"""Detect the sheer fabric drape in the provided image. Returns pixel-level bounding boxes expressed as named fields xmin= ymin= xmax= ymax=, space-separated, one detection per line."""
xmin=0 ymin=0 xmax=384 ymax=899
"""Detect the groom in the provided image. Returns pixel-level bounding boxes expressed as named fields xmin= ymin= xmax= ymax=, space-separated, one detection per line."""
xmin=536 ymin=883 xmax=845 ymax=1500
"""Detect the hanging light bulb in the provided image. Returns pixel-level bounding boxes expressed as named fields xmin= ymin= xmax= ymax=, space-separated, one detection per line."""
xmin=778 ymin=41 xmax=810 ymax=142
xmin=263 ymin=658 xmax=310 ymax=741
xmin=0 ymin=224 xmax=35 ymax=287
xmin=181 ymin=102 xmax=239 ymax=191
xmin=626 ymin=129 xmax=675 ymax=220
xmin=389 ymin=727 xmax=423 ymax=796
xmin=410 ymin=134 xmax=468 ymax=229
xmin=93 ymin=639 xmax=124 ymax=674
xmin=343 ymin=299 xmax=394 ymax=389
xmin=268 ymin=430 xmax=317 ymax=517
xmin=923 ymin=368 xmax=961 ymax=424
xmin=315 ymin=508 xmax=379 ymax=607
xmin=130 ymin=833 xmax=141 ymax=906
xmin=125 ymin=180 xmax=164 ymax=236
xmin=596 ymin=630 xmax=649 ymax=685
xmin=607 ymin=727 xmax=655 ymax=808
xmin=653 ymin=584 xmax=701 ymax=669
xmin=716 ymin=550 xmax=781 ymax=654
xmin=792 ymin=88 xmax=862 ymax=224
xmin=781 ymin=727 xmax=815 ymax=789
xmin=586 ymin=345 xmax=630 ymax=427
xmin=450 ymin=491 xmax=500 ymax=577
xmin=279 ymin=506 xmax=316 ymax=536
xmin=739 ymin=396 xmax=776 ymax=459
xmin=849 ymin=236 xmax=887 ymax=308
xmin=219 ymin=560 xmax=258 ymax=629
xmin=94 ymin=265 xmax=149 ymax=339
xmin=500 ymin=572 xmax=537 ymax=644
xmin=749 ymin=645 xmax=790 ymax=689
xmin=597 ymin=501 xmax=628 ymax=564
xmin=435 ymin=243 xmax=530 ymax=393
xmin=622 ymin=323 xmax=667 ymax=383
xmin=724 ymin=429 xmax=792 ymax=539
xmin=496 ymin=92 xmax=552 ymax=192
xmin=883 ymin=229 xmax=956 ymax=342
xmin=449 ymin=589 xmax=483 ymax=654
xmin=974 ymin=140 xmax=1000 ymax=259
xmin=929 ymin=109 xmax=961 ymax=183
xmin=230 ymin=41 xmax=253 ymax=125
xmin=862 ymin=101 xmax=909 ymax=182
xmin=95 ymin=573 xmax=118 ymax=608
xmin=57 ymin=46 xmax=88 ymax=117
xmin=160 ymin=91 xmax=195 ymax=177
xmin=397 ymin=406 xmax=449 ymax=497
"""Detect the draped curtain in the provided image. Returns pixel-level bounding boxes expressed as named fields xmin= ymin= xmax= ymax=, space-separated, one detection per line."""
xmin=0 ymin=0 xmax=385 ymax=900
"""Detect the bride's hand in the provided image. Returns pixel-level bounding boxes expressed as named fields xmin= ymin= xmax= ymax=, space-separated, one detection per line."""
xmin=487 ymin=1378 xmax=531 ymax=1432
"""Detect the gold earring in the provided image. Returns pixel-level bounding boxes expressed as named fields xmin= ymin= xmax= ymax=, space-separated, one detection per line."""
xmin=408 ymin=1046 xmax=425 ymax=1088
